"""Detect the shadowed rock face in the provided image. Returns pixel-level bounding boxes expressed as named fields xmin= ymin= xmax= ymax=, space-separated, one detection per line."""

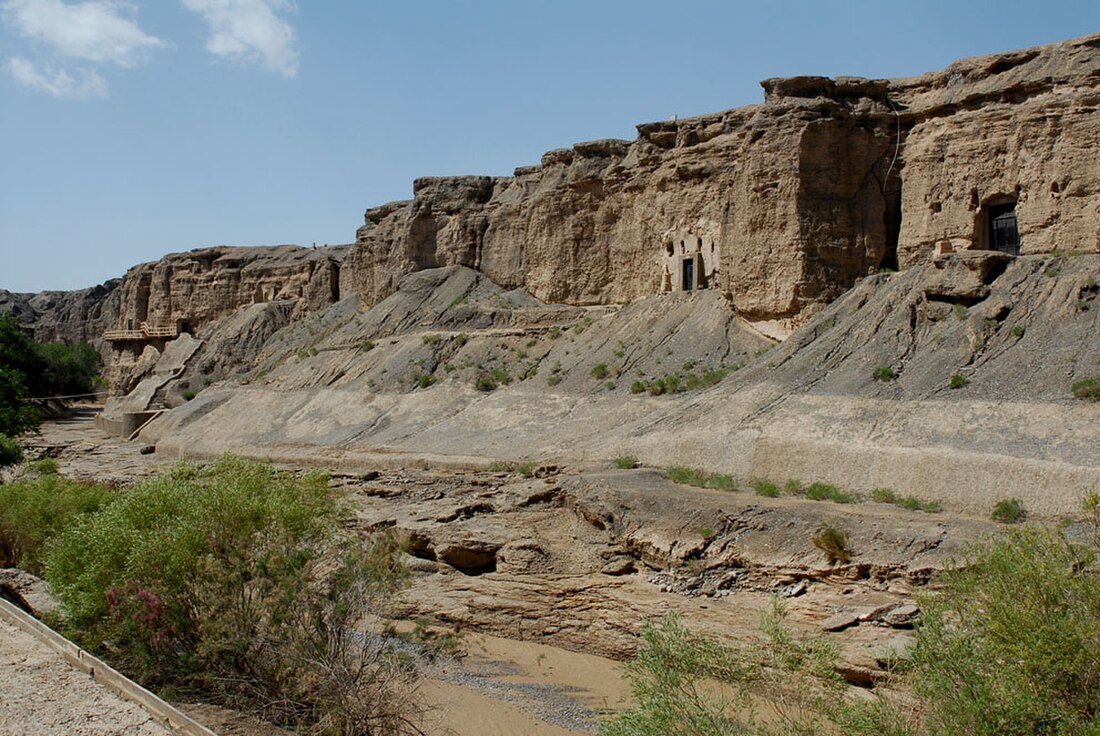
xmin=346 ymin=33 xmax=1100 ymax=328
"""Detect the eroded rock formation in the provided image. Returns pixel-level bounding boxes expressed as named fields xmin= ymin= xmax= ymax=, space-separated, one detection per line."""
xmin=346 ymin=33 xmax=1100 ymax=328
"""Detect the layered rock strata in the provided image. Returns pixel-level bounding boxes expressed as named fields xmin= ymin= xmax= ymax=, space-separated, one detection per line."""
xmin=347 ymin=34 xmax=1100 ymax=328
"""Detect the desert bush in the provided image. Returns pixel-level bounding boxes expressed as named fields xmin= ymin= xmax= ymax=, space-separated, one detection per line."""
xmin=949 ymin=372 xmax=968 ymax=389
xmin=591 ymin=363 xmax=610 ymax=380
xmin=475 ymin=373 xmax=499 ymax=391
xmin=422 ymin=334 xmax=441 ymax=346
xmin=870 ymin=488 xmax=942 ymax=513
xmin=0 ymin=433 xmax=22 ymax=466
xmin=813 ymin=525 xmax=852 ymax=564
xmin=801 ymin=481 xmax=860 ymax=504
xmin=181 ymin=389 xmax=197 ymax=401
xmin=752 ymin=479 xmax=780 ymax=498
xmin=44 ymin=456 xmax=424 ymax=734
xmin=1072 ymin=376 xmax=1100 ymax=401
xmin=614 ymin=454 xmax=638 ymax=470
xmin=415 ymin=373 xmax=436 ymax=389
xmin=603 ymin=603 xmax=848 ymax=736
xmin=665 ymin=466 xmax=735 ymax=491
xmin=911 ymin=528 xmax=1100 ymax=736
xmin=630 ymin=380 xmax=645 ymax=394
xmin=873 ymin=366 xmax=897 ymax=382
xmin=0 ymin=473 xmax=116 ymax=573
xmin=991 ymin=497 xmax=1026 ymax=524
xmin=360 ymin=339 xmax=375 ymax=352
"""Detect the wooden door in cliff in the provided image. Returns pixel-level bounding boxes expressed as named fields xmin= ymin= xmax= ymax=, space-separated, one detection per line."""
xmin=988 ymin=203 xmax=1020 ymax=256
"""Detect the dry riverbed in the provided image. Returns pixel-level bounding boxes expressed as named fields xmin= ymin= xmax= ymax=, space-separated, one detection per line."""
xmin=7 ymin=408 xmax=1004 ymax=733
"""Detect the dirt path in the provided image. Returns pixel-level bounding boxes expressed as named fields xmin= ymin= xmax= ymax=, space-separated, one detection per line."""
xmin=0 ymin=618 xmax=172 ymax=736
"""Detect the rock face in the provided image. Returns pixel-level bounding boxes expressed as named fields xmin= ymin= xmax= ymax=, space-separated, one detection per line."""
xmin=346 ymin=34 xmax=1100 ymax=328
xmin=112 ymin=245 xmax=346 ymax=335
xmin=103 ymin=245 xmax=347 ymax=395
xmin=0 ymin=282 xmax=121 ymax=354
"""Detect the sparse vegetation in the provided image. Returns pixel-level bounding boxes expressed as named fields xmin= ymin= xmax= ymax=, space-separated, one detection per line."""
xmin=800 ymin=481 xmax=860 ymax=504
xmin=872 ymin=366 xmax=897 ymax=382
xmin=42 ymin=456 xmax=424 ymax=734
xmin=1072 ymin=376 xmax=1100 ymax=401
xmin=605 ymin=528 xmax=1100 ymax=736
xmin=488 ymin=460 xmax=537 ymax=477
xmin=0 ymin=473 xmax=116 ymax=573
xmin=475 ymin=373 xmax=499 ymax=391
xmin=614 ymin=454 xmax=638 ymax=470
xmin=360 ymin=339 xmax=375 ymax=352
xmin=0 ymin=434 xmax=22 ymax=467
xmin=992 ymin=497 xmax=1026 ymax=524
xmin=453 ymin=333 xmax=468 ymax=349
xmin=547 ymin=326 xmax=562 ymax=340
xmin=546 ymin=374 xmax=562 ymax=387
xmin=949 ymin=372 xmax=968 ymax=389
xmin=630 ymin=380 xmax=646 ymax=394
xmin=416 ymin=373 xmax=436 ymax=389
xmin=954 ymin=303 xmax=969 ymax=320
xmin=752 ymin=479 xmax=780 ymax=498
xmin=697 ymin=527 xmax=716 ymax=540
xmin=181 ymin=389 xmax=197 ymax=401
xmin=422 ymin=334 xmax=442 ymax=345
xmin=591 ymin=363 xmax=610 ymax=380
xmin=1011 ymin=324 xmax=1026 ymax=337
xmin=870 ymin=487 xmax=942 ymax=513
xmin=813 ymin=525 xmax=852 ymax=564
xmin=665 ymin=466 xmax=736 ymax=491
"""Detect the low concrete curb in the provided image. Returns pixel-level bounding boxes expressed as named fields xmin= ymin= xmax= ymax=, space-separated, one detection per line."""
xmin=0 ymin=597 xmax=219 ymax=736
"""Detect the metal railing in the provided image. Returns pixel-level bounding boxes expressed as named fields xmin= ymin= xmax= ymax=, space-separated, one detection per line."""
xmin=103 ymin=322 xmax=180 ymax=342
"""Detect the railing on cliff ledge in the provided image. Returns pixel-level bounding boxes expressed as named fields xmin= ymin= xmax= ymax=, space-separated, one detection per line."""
xmin=103 ymin=322 xmax=180 ymax=342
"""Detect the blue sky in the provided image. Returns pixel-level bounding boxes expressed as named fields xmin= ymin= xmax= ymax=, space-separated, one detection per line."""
xmin=1 ymin=1 xmax=1098 ymax=292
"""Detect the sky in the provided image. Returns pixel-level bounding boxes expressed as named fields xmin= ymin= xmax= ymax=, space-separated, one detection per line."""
xmin=1 ymin=1 xmax=1098 ymax=292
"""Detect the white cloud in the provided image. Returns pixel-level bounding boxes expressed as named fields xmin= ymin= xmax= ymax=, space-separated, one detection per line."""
xmin=6 ymin=55 xmax=106 ymax=97
xmin=181 ymin=0 xmax=298 ymax=78
xmin=2 ymin=0 xmax=165 ymax=67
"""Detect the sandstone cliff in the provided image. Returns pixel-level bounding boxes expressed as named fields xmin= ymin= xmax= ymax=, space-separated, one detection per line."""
xmin=346 ymin=33 xmax=1100 ymax=329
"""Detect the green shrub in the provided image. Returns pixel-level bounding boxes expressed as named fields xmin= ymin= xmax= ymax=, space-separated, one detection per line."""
xmin=26 ymin=457 xmax=59 ymax=475
xmin=1011 ymin=324 xmax=1026 ymax=337
xmin=546 ymin=374 xmax=562 ymax=387
xmin=1071 ymin=376 xmax=1100 ymax=401
xmin=698 ymin=527 xmax=716 ymax=540
xmin=591 ymin=363 xmax=610 ymax=380
xmin=954 ymin=304 xmax=969 ymax=320
xmin=949 ymin=372 xmax=968 ymax=389
xmin=813 ymin=525 xmax=852 ymax=564
xmin=665 ymin=466 xmax=735 ymax=491
xmin=872 ymin=366 xmax=897 ymax=382
xmin=181 ymin=389 xmax=197 ymax=401
xmin=547 ymin=326 xmax=562 ymax=340
xmin=870 ymin=487 xmax=941 ymax=513
xmin=360 ymin=339 xmax=375 ymax=352
xmin=614 ymin=454 xmax=638 ymax=470
xmin=44 ymin=456 xmax=422 ymax=733
xmin=802 ymin=481 xmax=860 ymax=504
xmin=416 ymin=373 xmax=436 ymax=389
xmin=630 ymin=380 xmax=646 ymax=394
xmin=783 ymin=479 xmax=804 ymax=494
xmin=0 ymin=433 xmax=22 ymax=467
xmin=475 ymin=373 xmax=499 ymax=391
xmin=992 ymin=497 xmax=1026 ymax=524
xmin=0 ymin=473 xmax=116 ymax=573
xmin=912 ymin=528 xmax=1100 ymax=735
xmin=422 ymin=334 xmax=441 ymax=345
xmin=752 ymin=479 xmax=779 ymax=498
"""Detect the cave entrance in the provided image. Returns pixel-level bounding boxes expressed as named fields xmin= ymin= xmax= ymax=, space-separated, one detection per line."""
xmin=987 ymin=202 xmax=1020 ymax=256
xmin=682 ymin=257 xmax=695 ymax=291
